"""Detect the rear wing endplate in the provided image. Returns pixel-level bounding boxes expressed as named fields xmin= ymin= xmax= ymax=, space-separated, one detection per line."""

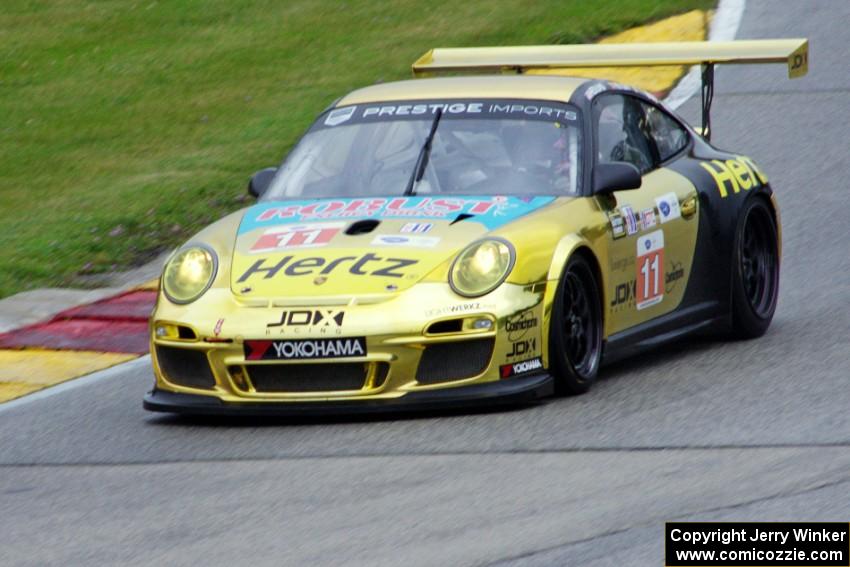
xmin=412 ymin=39 xmax=809 ymax=140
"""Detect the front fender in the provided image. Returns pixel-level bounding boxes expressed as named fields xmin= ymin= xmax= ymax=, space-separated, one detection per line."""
xmin=540 ymin=234 xmax=609 ymax=365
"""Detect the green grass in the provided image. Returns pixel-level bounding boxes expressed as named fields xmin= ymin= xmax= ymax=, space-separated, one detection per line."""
xmin=0 ymin=0 xmax=712 ymax=297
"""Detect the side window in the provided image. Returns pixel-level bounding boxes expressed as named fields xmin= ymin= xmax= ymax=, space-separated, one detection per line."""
xmin=594 ymin=94 xmax=656 ymax=174
xmin=643 ymin=104 xmax=690 ymax=162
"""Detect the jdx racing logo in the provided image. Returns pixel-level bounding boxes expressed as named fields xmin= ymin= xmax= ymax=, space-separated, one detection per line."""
xmin=507 ymin=338 xmax=536 ymax=359
xmin=266 ymin=309 xmax=345 ymax=336
xmin=611 ymin=280 xmax=636 ymax=307
xmin=238 ymin=253 xmax=418 ymax=282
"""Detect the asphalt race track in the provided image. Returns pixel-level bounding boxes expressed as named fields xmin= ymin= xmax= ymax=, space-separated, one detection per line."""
xmin=2 ymin=2 xmax=848 ymax=565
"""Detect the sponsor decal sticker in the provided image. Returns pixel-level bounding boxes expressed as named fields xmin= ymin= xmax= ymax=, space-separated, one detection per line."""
xmin=584 ymin=83 xmax=607 ymax=100
xmin=665 ymin=261 xmax=685 ymax=294
xmin=244 ymin=337 xmax=366 ymax=360
xmin=621 ymin=205 xmax=638 ymax=236
xmin=610 ymin=280 xmax=635 ymax=309
xmin=654 ymin=193 xmax=681 ymax=224
xmin=641 ymin=208 xmax=657 ymax=229
xmin=425 ymin=302 xmax=494 ymax=317
xmin=608 ymin=211 xmax=626 ymax=239
xmin=240 ymin=196 xmax=556 ymax=233
xmin=500 ymin=357 xmax=543 ymax=378
xmin=312 ymin=99 xmax=578 ymax=132
xmin=237 ymin=253 xmax=418 ymax=282
xmin=250 ymin=222 xmax=343 ymax=253
xmin=505 ymin=310 xmax=538 ymax=341
xmin=699 ymin=155 xmax=768 ymax=198
xmin=507 ymin=337 xmax=536 ymax=359
xmin=347 ymin=101 xmax=577 ymax=122
xmin=610 ymin=256 xmax=635 ymax=273
xmin=400 ymin=222 xmax=433 ymax=233
xmin=371 ymin=234 xmax=440 ymax=247
xmin=266 ymin=309 xmax=345 ymax=336
xmin=636 ymin=230 xmax=664 ymax=310
xmin=324 ymin=106 xmax=357 ymax=126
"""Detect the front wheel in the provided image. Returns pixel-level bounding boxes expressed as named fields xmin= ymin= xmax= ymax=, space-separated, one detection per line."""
xmin=549 ymin=254 xmax=603 ymax=395
xmin=729 ymin=197 xmax=780 ymax=338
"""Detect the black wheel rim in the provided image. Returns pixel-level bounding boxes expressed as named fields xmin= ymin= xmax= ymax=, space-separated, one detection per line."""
xmin=562 ymin=266 xmax=601 ymax=377
xmin=740 ymin=206 xmax=778 ymax=318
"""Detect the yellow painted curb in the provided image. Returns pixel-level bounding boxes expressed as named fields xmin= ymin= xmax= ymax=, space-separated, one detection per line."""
xmin=0 ymin=349 xmax=138 ymax=403
xmin=137 ymin=278 xmax=159 ymax=291
xmin=529 ymin=9 xmax=711 ymax=94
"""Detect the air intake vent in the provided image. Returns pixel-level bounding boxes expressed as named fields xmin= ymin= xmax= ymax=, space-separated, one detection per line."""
xmin=415 ymin=338 xmax=494 ymax=384
xmin=177 ymin=326 xmax=197 ymax=340
xmin=345 ymin=219 xmax=380 ymax=235
xmin=426 ymin=319 xmax=464 ymax=334
xmin=156 ymin=346 xmax=216 ymax=390
xmin=450 ymin=213 xmax=475 ymax=225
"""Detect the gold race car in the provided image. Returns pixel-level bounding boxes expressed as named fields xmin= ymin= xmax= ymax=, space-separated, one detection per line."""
xmin=144 ymin=39 xmax=807 ymax=415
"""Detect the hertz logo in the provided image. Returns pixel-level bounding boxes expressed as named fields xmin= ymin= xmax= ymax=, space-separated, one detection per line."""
xmin=699 ymin=156 xmax=768 ymax=198
xmin=237 ymin=253 xmax=418 ymax=282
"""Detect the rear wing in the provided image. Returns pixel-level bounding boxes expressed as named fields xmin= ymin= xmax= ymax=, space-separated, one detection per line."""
xmin=412 ymin=39 xmax=808 ymax=140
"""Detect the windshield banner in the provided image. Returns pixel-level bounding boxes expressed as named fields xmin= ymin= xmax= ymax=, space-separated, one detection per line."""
xmin=239 ymin=195 xmax=556 ymax=233
xmin=315 ymin=99 xmax=579 ymax=131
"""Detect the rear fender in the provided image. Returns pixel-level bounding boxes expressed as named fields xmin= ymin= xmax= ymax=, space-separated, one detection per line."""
xmin=669 ymin=147 xmax=774 ymax=312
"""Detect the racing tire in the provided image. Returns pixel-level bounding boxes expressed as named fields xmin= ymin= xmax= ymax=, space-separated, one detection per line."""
xmin=729 ymin=197 xmax=780 ymax=339
xmin=549 ymin=254 xmax=603 ymax=395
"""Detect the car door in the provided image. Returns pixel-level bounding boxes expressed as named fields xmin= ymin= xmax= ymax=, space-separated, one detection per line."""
xmin=593 ymin=93 xmax=700 ymax=335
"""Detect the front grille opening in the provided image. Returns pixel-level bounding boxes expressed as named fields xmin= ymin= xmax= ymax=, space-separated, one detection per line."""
xmin=246 ymin=363 xmax=368 ymax=393
xmin=156 ymin=346 xmax=216 ymax=390
xmin=426 ymin=319 xmax=464 ymax=334
xmin=415 ymin=338 xmax=494 ymax=385
xmin=227 ymin=365 xmax=249 ymax=391
xmin=370 ymin=362 xmax=390 ymax=389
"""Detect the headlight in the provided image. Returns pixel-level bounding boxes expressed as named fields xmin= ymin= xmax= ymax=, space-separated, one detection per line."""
xmin=162 ymin=245 xmax=218 ymax=304
xmin=449 ymin=238 xmax=515 ymax=297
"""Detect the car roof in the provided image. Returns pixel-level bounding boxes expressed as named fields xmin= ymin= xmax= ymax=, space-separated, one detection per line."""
xmin=335 ymin=75 xmax=591 ymax=106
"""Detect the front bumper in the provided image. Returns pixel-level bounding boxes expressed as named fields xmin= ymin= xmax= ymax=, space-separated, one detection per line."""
xmin=148 ymin=281 xmax=553 ymax=411
xmin=143 ymin=371 xmax=553 ymax=416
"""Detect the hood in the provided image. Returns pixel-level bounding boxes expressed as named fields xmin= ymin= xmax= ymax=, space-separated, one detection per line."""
xmin=230 ymin=195 xmax=555 ymax=298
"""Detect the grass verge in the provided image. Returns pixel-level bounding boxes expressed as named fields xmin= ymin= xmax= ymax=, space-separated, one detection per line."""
xmin=0 ymin=0 xmax=712 ymax=297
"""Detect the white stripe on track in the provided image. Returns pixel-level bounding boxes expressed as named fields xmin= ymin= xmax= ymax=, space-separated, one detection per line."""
xmin=665 ymin=0 xmax=747 ymax=109
xmin=0 ymin=355 xmax=151 ymax=415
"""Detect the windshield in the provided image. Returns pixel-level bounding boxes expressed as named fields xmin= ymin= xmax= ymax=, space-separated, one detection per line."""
xmin=263 ymin=99 xmax=582 ymax=200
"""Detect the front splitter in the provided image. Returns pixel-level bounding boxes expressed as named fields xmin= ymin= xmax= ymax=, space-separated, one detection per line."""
xmin=143 ymin=372 xmax=554 ymax=417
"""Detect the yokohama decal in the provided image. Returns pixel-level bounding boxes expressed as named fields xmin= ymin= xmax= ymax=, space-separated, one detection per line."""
xmin=244 ymin=337 xmax=366 ymax=360
xmin=500 ymin=357 xmax=543 ymax=378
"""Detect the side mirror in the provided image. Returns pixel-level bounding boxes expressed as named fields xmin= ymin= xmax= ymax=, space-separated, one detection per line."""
xmin=593 ymin=162 xmax=642 ymax=194
xmin=248 ymin=167 xmax=277 ymax=198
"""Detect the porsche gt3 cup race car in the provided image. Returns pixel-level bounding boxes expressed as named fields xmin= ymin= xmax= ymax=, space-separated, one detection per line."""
xmin=144 ymin=39 xmax=807 ymax=416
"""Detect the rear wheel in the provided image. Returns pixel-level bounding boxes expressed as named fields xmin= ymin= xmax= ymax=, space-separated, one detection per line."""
xmin=549 ymin=254 xmax=603 ymax=395
xmin=730 ymin=197 xmax=779 ymax=338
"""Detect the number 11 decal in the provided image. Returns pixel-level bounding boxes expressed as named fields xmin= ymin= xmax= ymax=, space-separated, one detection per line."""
xmin=250 ymin=222 xmax=344 ymax=253
xmin=636 ymin=230 xmax=664 ymax=310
